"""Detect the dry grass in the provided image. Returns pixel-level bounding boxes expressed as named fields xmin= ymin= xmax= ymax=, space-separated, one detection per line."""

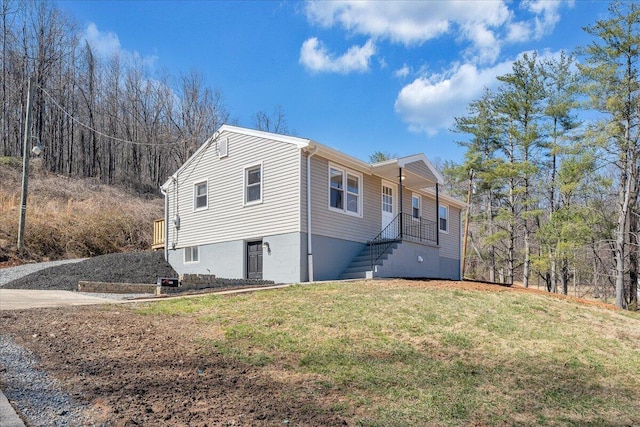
xmin=0 ymin=157 xmax=163 ymax=262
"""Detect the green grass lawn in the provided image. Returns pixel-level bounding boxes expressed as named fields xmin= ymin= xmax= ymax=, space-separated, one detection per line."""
xmin=138 ymin=281 xmax=640 ymax=426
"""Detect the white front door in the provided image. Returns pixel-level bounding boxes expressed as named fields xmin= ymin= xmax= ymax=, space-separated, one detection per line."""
xmin=381 ymin=181 xmax=397 ymax=231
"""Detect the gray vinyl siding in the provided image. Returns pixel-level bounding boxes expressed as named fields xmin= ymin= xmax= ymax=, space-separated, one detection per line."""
xmin=405 ymin=161 xmax=438 ymax=183
xmin=439 ymin=205 xmax=461 ymax=260
xmin=401 ymin=188 xmax=461 ymax=260
xmin=308 ymin=155 xmax=381 ymax=243
xmin=165 ymin=131 xmax=302 ymax=248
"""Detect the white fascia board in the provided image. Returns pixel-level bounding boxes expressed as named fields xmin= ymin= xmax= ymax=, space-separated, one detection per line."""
xmin=370 ymin=158 xmax=398 ymax=167
xmin=161 ymin=133 xmax=216 ymax=190
xmin=219 ymin=124 xmax=311 ymax=148
xmin=308 ymin=141 xmax=372 ymax=174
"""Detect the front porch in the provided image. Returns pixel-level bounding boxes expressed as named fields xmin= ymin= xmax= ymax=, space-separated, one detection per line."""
xmin=339 ymin=154 xmax=446 ymax=280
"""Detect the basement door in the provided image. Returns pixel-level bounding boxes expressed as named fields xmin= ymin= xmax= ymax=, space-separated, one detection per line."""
xmin=381 ymin=181 xmax=397 ymax=231
xmin=247 ymin=240 xmax=263 ymax=280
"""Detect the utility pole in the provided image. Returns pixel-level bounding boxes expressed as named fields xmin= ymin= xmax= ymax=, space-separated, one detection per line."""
xmin=17 ymin=78 xmax=33 ymax=252
xmin=461 ymin=169 xmax=474 ymax=278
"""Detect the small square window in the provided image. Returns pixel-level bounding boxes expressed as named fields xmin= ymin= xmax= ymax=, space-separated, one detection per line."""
xmin=184 ymin=246 xmax=199 ymax=263
xmin=194 ymin=181 xmax=207 ymax=210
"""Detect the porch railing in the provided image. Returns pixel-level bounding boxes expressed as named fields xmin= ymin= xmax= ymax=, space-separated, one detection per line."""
xmin=368 ymin=213 xmax=437 ymax=271
xmin=152 ymin=218 xmax=165 ymax=250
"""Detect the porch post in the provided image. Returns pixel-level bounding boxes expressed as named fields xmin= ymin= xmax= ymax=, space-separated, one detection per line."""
xmin=435 ymin=182 xmax=440 ymax=246
xmin=398 ymin=167 xmax=403 ymax=239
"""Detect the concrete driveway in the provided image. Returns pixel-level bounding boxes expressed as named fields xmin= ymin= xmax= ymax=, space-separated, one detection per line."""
xmin=0 ymin=289 xmax=119 ymax=311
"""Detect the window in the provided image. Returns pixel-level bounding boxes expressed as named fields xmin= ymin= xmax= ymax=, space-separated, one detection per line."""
xmin=412 ymin=194 xmax=421 ymax=219
xmin=382 ymin=185 xmax=393 ymax=214
xmin=439 ymin=204 xmax=449 ymax=233
xmin=245 ymin=164 xmax=262 ymax=204
xmin=194 ymin=181 xmax=207 ymax=210
xmin=184 ymin=246 xmax=199 ymax=263
xmin=329 ymin=164 xmax=362 ymax=216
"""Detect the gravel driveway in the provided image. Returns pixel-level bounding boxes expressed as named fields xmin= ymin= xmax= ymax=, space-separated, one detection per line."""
xmin=0 ymin=259 xmax=85 ymax=287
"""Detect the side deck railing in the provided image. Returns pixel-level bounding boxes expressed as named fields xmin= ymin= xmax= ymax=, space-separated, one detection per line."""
xmin=152 ymin=218 xmax=165 ymax=250
xmin=368 ymin=213 xmax=437 ymax=271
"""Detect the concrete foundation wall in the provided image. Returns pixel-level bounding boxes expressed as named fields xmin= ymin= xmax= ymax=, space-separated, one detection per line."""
xmin=376 ymin=241 xmax=461 ymax=280
xmin=311 ymin=235 xmax=365 ymax=281
xmin=169 ymin=240 xmax=245 ymax=278
xmin=168 ymin=232 xmax=305 ymax=283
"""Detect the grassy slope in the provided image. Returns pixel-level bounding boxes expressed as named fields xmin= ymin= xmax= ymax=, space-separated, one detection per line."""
xmin=139 ymin=280 xmax=640 ymax=426
xmin=0 ymin=157 xmax=163 ymax=262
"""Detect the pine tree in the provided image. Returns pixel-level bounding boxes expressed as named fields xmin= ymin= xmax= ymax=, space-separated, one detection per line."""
xmin=578 ymin=2 xmax=640 ymax=309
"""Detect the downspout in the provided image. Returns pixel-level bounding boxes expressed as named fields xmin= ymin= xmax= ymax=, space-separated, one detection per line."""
xmin=435 ymin=182 xmax=440 ymax=246
xmin=306 ymin=146 xmax=319 ymax=282
xmin=398 ymin=167 xmax=403 ymax=238
xmin=160 ymin=185 xmax=169 ymax=262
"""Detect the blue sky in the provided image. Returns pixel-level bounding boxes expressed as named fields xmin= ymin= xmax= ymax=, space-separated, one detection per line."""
xmin=58 ymin=0 xmax=612 ymax=164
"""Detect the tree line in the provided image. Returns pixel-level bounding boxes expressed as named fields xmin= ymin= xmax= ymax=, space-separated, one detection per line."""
xmin=1 ymin=0 xmax=234 ymax=191
xmin=446 ymin=2 xmax=639 ymax=310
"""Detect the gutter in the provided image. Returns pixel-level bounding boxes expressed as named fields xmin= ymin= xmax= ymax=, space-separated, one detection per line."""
xmin=306 ymin=145 xmax=319 ymax=282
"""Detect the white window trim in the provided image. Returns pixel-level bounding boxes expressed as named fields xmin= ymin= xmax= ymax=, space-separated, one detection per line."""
xmin=193 ymin=179 xmax=208 ymax=212
xmin=184 ymin=246 xmax=199 ymax=264
xmin=243 ymin=162 xmax=263 ymax=206
xmin=439 ymin=204 xmax=449 ymax=234
xmin=412 ymin=193 xmax=421 ymax=220
xmin=328 ymin=163 xmax=363 ymax=218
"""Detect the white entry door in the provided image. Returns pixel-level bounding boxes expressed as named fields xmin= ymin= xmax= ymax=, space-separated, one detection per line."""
xmin=381 ymin=181 xmax=397 ymax=231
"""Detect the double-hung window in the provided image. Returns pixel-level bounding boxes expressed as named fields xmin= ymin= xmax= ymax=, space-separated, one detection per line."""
xmin=184 ymin=246 xmax=199 ymax=263
xmin=194 ymin=181 xmax=208 ymax=210
xmin=412 ymin=194 xmax=421 ymax=219
xmin=329 ymin=164 xmax=362 ymax=216
xmin=439 ymin=204 xmax=449 ymax=233
xmin=245 ymin=164 xmax=262 ymax=204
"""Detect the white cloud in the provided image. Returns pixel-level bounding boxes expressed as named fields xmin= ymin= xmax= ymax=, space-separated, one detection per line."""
xmin=394 ymin=60 xmax=513 ymax=135
xmin=83 ymin=23 xmax=120 ymax=58
xmin=81 ymin=23 xmax=158 ymax=68
xmin=394 ymin=64 xmax=410 ymax=79
xmin=507 ymin=1 xmax=568 ymax=43
xmin=304 ymin=1 xmax=573 ymax=67
xmin=299 ymin=37 xmax=376 ymax=74
xmin=304 ymin=1 xmax=511 ymax=64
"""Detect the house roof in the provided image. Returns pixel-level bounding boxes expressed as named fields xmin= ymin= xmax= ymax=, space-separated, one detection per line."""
xmin=370 ymin=154 xmax=443 ymax=189
xmin=162 ymin=125 xmax=445 ymax=192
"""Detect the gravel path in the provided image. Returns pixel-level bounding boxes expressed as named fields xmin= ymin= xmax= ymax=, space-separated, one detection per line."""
xmin=0 ymin=259 xmax=85 ymax=287
xmin=0 ymin=336 xmax=90 ymax=426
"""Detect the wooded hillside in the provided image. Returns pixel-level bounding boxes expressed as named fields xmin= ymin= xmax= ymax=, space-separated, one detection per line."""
xmin=1 ymin=0 xmax=228 ymax=191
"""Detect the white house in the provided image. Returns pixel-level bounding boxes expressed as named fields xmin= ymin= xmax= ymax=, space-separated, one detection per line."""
xmin=160 ymin=125 xmax=464 ymax=283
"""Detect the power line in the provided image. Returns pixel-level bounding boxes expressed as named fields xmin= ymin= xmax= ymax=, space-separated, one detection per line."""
xmin=36 ymin=83 xmax=201 ymax=147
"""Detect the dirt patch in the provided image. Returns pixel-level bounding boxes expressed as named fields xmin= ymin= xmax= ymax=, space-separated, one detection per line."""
xmin=1 ymin=306 xmax=348 ymax=426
